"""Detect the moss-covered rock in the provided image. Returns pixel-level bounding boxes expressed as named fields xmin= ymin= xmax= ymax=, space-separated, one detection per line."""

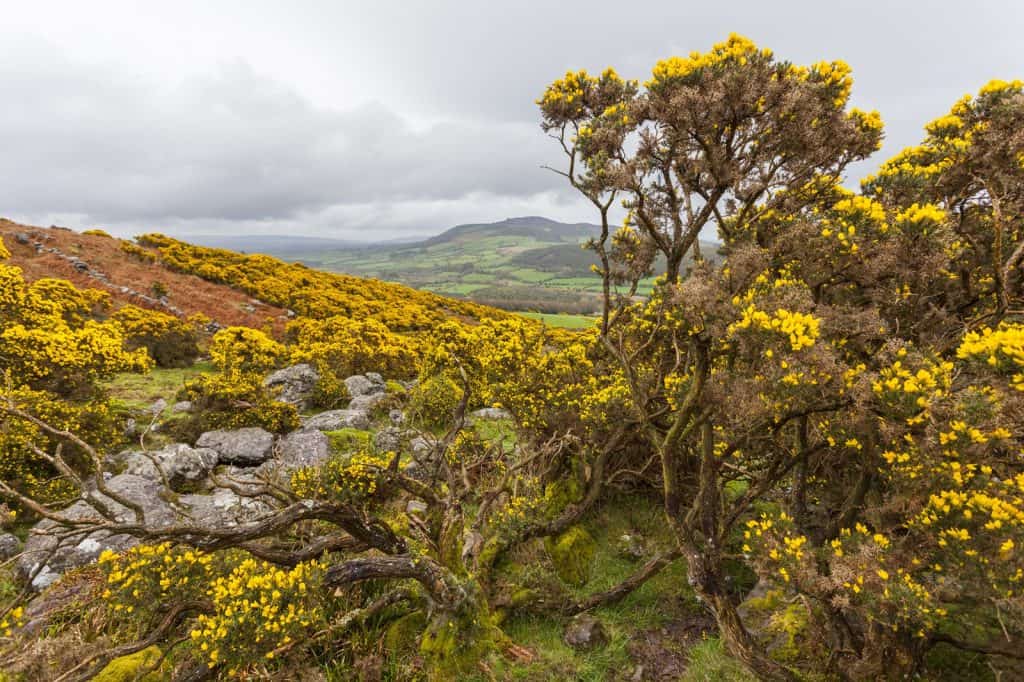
xmin=544 ymin=525 xmax=595 ymax=587
xmin=93 ymin=645 xmax=165 ymax=681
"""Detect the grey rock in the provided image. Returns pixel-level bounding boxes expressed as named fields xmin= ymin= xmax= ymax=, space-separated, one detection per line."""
xmin=302 ymin=409 xmax=370 ymax=431
xmin=171 ymin=400 xmax=193 ymax=413
xmin=344 ymin=374 xmax=383 ymax=398
xmin=0 ymin=533 xmax=21 ymax=561
xmin=616 ymin=533 xmax=646 ymax=562
xmin=410 ymin=436 xmax=435 ymax=455
xmin=263 ymin=363 xmax=320 ymax=408
xmin=274 ymin=429 xmax=330 ymax=469
xmin=178 ymin=489 xmax=272 ymax=528
xmin=373 ymin=427 xmax=404 ymax=453
xmin=149 ymin=398 xmax=168 ymax=415
xmin=196 ymin=427 xmax=275 ymax=465
xmin=15 ymin=232 xmax=29 ymax=244
xmin=348 ymin=392 xmax=387 ymax=413
xmin=406 ymin=500 xmax=428 ymax=515
xmin=18 ymin=474 xmax=177 ymax=590
xmin=365 ymin=372 xmax=385 ymax=386
xmin=470 ymin=407 xmax=512 ymax=421
xmin=563 ymin=613 xmax=609 ymax=650
xmin=389 ymin=409 xmax=404 ymax=425
xmin=122 ymin=444 xmax=218 ymax=491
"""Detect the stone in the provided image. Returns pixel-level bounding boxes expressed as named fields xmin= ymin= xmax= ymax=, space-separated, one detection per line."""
xmin=365 ymin=372 xmax=385 ymax=386
xmin=302 ymin=409 xmax=371 ymax=431
xmin=410 ymin=436 xmax=435 ymax=455
xmin=14 ymin=232 xmax=29 ymax=244
xmin=406 ymin=500 xmax=428 ymax=515
xmin=196 ymin=427 xmax=275 ymax=465
xmin=470 ymin=407 xmax=512 ymax=421
xmin=348 ymin=392 xmax=387 ymax=413
xmin=344 ymin=374 xmax=383 ymax=398
xmin=121 ymin=444 xmax=219 ymax=491
xmin=563 ymin=613 xmax=608 ymax=650
xmin=170 ymin=400 xmax=193 ymax=413
xmin=263 ymin=363 xmax=320 ymax=408
xmin=18 ymin=474 xmax=177 ymax=589
xmin=273 ymin=429 xmax=330 ymax=469
xmin=616 ymin=533 xmax=646 ymax=561
xmin=389 ymin=409 xmax=404 ymax=425
xmin=148 ymin=398 xmax=167 ymax=415
xmin=373 ymin=427 xmax=404 ymax=453
xmin=0 ymin=533 xmax=21 ymax=561
xmin=177 ymin=488 xmax=272 ymax=527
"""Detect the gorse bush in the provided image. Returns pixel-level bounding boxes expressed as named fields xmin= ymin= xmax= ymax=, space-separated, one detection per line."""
xmin=111 ymin=304 xmax=202 ymax=368
xmin=174 ymin=326 xmax=298 ymax=437
xmin=0 ymin=238 xmax=146 ymax=501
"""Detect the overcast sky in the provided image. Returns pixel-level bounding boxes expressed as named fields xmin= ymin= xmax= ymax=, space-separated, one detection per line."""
xmin=2 ymin=1 xmax=1022 ymax=240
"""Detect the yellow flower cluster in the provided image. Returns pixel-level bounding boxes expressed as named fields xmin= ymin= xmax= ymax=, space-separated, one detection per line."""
xmin=729 ymin=305 xmax=820 ymax=352
xmin=649 ymin=33 xmax=768 ymax=85
xmin=0 ymin=607 xmax=24 ymax=637
xmin=190 ymin=558 xmax=324 ymax=669
xmin=291 ymin=449 xmax=393 ymax=503
xmin=871 ymin=355 xmax=952 ymax=423
xmin=957 ymin=324 xmax=1024 ymax=390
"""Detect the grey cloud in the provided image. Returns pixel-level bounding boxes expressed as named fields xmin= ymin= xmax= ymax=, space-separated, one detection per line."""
xmin=1 ymin=1 xmax=1023 ymax=238
xmin=0 ymin=55 xmax=564 ymax=231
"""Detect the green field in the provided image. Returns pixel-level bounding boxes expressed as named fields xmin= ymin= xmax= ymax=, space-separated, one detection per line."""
xmin=276 ymin=218 xmax=718 ymax=315
xmin=517 ymin=311 xmax=598 ymax=329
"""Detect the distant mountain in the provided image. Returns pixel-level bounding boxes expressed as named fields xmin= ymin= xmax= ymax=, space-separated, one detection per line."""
xmin=420 ymin=216 xmax=600 ymax=247
xmin=265 ymin=216 xmax=720 ymax=316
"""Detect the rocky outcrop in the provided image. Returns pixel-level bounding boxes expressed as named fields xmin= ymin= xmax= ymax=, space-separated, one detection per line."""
xmin=121 ymin=443 xmax=218 ymax=491
xmin=344 ymin=374 xmax=385 ymax=398
xmin=348 ymin=392 xmax=387 ymax=413
xmin=263 ymin=363 xmax=320 ymax=408
xmin=272 ymin=429 xmax=330 ymax=470
xmin=302 ymin=409 xmax=371 ymax=431
xmin=195 ymin=427 xmax=275 ymax=465
xmin=18 ymin=474 xmax=177 ymax=590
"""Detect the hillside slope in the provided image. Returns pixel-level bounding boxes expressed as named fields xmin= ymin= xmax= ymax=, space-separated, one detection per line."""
xmin=0 ymin=219 xmax=508 ymax=334
xmin=0 ymin=219 xmax=290 ymax=331
xmin=276 ymin=216 xmax=720 ymax=315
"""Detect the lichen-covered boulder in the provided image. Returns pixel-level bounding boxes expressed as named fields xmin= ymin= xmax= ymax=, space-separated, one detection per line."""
xmin=544 ymin=525 xmax=595 ymax=587
xmin=563 ymin=613 xmax=608 ymax=650
xmin=344 ymin=374 xmax=384 ymax=398
xmin=302 ymin=409 xmax=370 ymax=431
xmin=18 ymin=474 xmax=177 ymax=590
xmin=348 ymin=392 xmax=387 ymax=413
xmin=177 ymin=488 xmax=272 ymax=528
xmin=470 ymin=407 xmax=512 ymax=421
xmin=196 ymin=427 xmax=275 ymax=465
xmin=0 ymin=532 xmax=20 ymax=561
xmin=263 ymin=363 xmax=320 ymax=408
xmin=121 ymin=443 xmax=218 ymax=491
xmin=273 ymin=429 xmax=330 ymax=470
